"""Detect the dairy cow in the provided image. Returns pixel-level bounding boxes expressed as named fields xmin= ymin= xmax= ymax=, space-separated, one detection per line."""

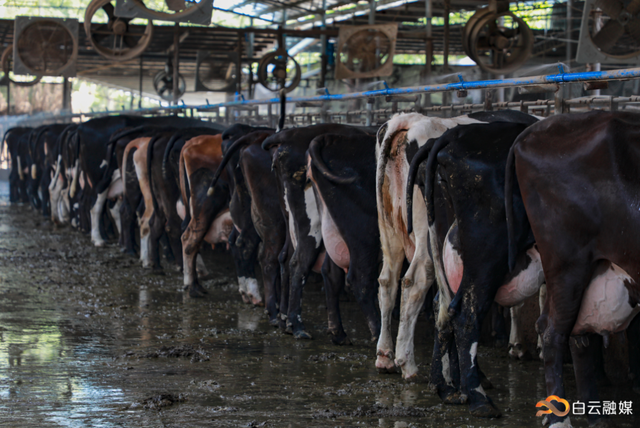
xmin=28 ymin=124 xmax=71 ymax=217
xmin=506 ymin=110 xmax=640 ymax=427
xmin=261 ymin=124 xmax=376 ymax=339
xmin=209 ymin=129 xmax=289 ymax=324
xmin=179 ymin=134 xmax=246 ymax=299
xmin=375 ymin=111 xmax=535 ymax=378
xmin=307 ymin=133 xmax=381 ymax=344
xmin=408 ymin=116 xmax=540 ymax=418
xmin=48 ymin=125 xmax=79 ymax=226
xmin=84 ymin=116 xmax=225 ymax=248
xmin=145 ymin=127 xmax=225 ymax=273
xmin=2 ymin=127 xmax=32 ymax=203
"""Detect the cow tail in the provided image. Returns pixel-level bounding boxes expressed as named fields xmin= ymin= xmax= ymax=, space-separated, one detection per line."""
xmin=308 ymin=135 xmax=356 ymax=184
xmin=0 ymin=128 xmax=11 ymax=164
xmin=375 ymin=128 xmax=404 ymax=221
xmin=31 ymin=126 xmax=47 ymax=172
xmin=163 ymin=133 xmax=181 ymax=182
xmin=146 ymin=134 xmax=160 ymax=214
xmin=49 ymin=128 xmax=69 ymax=192
xmin=425 ymin=135 xmax=453 ymax=330
xmin=206 ymin=136 xmax=249 ymax=196
xmin=179 ymin=147 xmax=189 ymax=219
xmin=277 ymin=88 xmax=286 ymax=133
xmin=405 ymin=142 xmax=431 ymax=235
xmin=17 ymin=155 xmax=24 ymax=181
xmin=505 ymin=142 xmax=518 ymax=272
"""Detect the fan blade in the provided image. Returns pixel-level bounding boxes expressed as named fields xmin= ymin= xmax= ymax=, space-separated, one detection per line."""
xmin=625 ymin=0 xmax=640 ymax=15
xmin=102 ymin=2 xmax=116 ymax=20
xmin=626 ymin=17 xmax=640 ymax=44
xmin=595 ymin=0 xmax=623 ymax=19
xmin=592 ymin=19 xmax=625 ymax=50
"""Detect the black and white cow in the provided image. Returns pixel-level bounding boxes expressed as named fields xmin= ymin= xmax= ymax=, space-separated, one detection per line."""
xmin=261 ymin=124 xmax=376 ymax=339
xmin=406 ymin=114 xmax=540 ymax=418
xmin=307 ymin=133 xmax=381 ymax=344
xmin=2 ymin=127 xmax=32 ymax=204
xmin=375 ymin=111 xmax=540 ymax=379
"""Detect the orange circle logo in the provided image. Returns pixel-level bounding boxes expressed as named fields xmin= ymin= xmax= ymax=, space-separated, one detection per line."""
xmin=536 ymin=395 xmax=570 ymax=417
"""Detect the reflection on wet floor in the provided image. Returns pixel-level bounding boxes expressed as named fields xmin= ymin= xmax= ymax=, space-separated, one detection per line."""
xmin=0 ymin=189 xmax=638 ymax=427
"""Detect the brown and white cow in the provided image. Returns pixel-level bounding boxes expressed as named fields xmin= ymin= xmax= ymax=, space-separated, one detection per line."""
xmin=179 ymin=134 xmax=261 ymax=303
xmin=374 ymin=113 xmax=486 ymax=377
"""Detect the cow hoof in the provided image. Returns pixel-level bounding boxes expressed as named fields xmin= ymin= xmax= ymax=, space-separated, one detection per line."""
xmin=469 ymin=401 xmax=501 ymax=418
xmin=187 ymin=283 xmax=208 ymax=298
xmin=278 ymin=318 xmax=288 ymax=332
xmin=249 ymin=296 xmax=264 ymax=307
xmin=268 ymin=317 xmax=280 ymax=328
xmin=441 ymin=391 xmax=467 ymax=405
xmin=375 ymin=352 xmax=397 ymax=374
xmin=151 ymin=268 xmax=165 ymax=276
xmin=293 ymin=329 xmax=312 ymax=340
xmin=329 ymin=333 xmax=351 ymax=346
xmin=401 ymin=370 xmax=419 ymax=381
xmin=508 ymin=344 xmax=529 ymax=360
xmin=239 ymin=291 xmax=251 ymax=304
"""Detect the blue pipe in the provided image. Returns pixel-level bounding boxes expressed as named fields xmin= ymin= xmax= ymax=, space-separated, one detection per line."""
xmin=70 ymin=67 xmax=640 ymax=118
xmin=189 ymin=66 xmax=640 ymax=109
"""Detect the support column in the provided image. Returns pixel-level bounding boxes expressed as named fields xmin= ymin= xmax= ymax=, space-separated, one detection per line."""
xmin=173 ymin=22 xmax=180 ymax=106
xmin=369 ymin=0 xmax=375 ymax=25
xmin=62 ymin=77 xmax=71 ymax=111
xmin=424 ymin=0 xmax=432 ymax=108
xmin=319 ymin=0 xmax=327 ymax=88
xmin=138 ymin=55 xmax=143 ymax=108
xmin=443 ymin=0 xmax=450 ymax=70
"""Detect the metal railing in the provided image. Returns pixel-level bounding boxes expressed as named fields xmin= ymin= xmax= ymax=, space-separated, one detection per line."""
xmin=8 ymin=65 xmax=640 ymax=129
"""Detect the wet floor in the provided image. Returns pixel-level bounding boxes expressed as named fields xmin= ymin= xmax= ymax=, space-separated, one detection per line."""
xmin=0 ymin=182 xmax=638 ymax=427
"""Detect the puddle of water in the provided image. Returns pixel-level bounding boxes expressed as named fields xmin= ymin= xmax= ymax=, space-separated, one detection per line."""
xmin=0 ymin=185 xmax=638 ymax=427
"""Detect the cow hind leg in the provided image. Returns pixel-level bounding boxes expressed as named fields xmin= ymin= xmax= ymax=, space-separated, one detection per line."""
xmin=120 ymin=198 xmax=138 ymax=256
xmin=259 ymin=241 xmax=282 ymax=327
xmin=395 ymin=254 xmax=434 ymax=379
xmin=147 ymin=212 xmax=165 ymax=274
xmin=375 ymin=240 xmax=404 ymax=374
xmin=537 ymin=283 xmax=547 ymax=360
xmin=287 ymin=244 xmax=321 ymax=340
xmin=181 ymin=223 xmax=208 ymax=298
xmin=230 ymin=227 xmax=263 ymax=306
xmin=322 ymin=255 xmax=349 ymax=345
xmin=629 ymin=314 xmax=640 ymax=394
xmin=278 ymin=238 xmax=293 ymax=332
xmin=539 ymin=264 xmax=593 ymax=428
xmin=570 ymin=333 xmax=608 ymax=427
xmin=451 ymin=277 xmax=501 ymax=418
xmin=509 ymin=303 xmax=527 ymax=360
xmin=347 ymin=262 xmax=381 ymax=344
xmin=431 ymin=313 xmax=464 ymax=404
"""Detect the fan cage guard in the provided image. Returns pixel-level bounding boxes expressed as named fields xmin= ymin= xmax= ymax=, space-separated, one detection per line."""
xmin=195 ymin=51 xmax=239 ymax=93
xmin=577 ymin=0 xmax=640 ymax=63
xmin=13 ymin=16 xmax=78 ymax=78
xmin=335 ymin=23 xmax=398 ymax=80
